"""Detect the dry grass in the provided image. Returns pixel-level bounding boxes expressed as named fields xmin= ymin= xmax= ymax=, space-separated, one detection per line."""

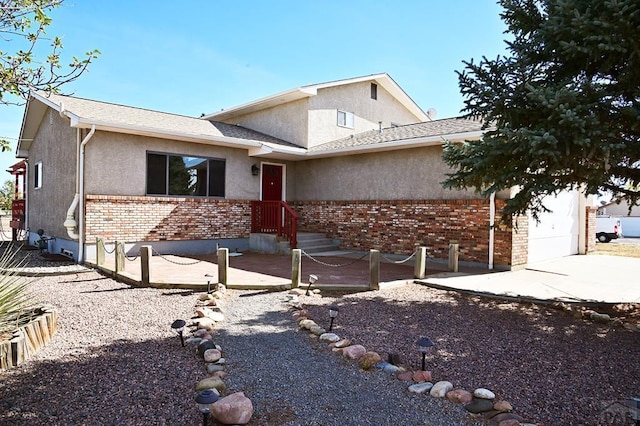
xmin=593 ymin=240 xmax=640 ymax=258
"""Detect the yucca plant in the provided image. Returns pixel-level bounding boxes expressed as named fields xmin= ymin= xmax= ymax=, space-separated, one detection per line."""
xmin=0 ymin=243 xmax=37 ymax=338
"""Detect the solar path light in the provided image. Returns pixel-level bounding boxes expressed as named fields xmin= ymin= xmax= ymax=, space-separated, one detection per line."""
xmin=195 ymin=389 xmax=218 ymax=426
xmin=171 ymin=319 xmax=186 ymax=347
xmin=305 ymin=274 xmax=318 ymax=296
xmin=417 ymin=336 xmax=434 ymax=371
xmin=329 ymin=306 xmax=339 ymax=332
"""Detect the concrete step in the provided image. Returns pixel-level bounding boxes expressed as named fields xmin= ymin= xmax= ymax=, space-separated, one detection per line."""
xmin=249 ymin=232 xmax=340 ymax=254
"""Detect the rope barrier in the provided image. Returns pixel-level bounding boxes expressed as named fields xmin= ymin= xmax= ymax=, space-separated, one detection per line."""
xmin=0 ymin=217 xmax=14 ymax=240
xmin=151 ymin=249 xmax=203 ymax=266
xmin=301 ymin=250 xmax=368 ymax=267
xmin=124 ymin=252 xmax=140 ymax=262
xmin=380 ymin=249 xmax=418 ymax=264
xmin=102 ymin=243 xmax=116 ymax=255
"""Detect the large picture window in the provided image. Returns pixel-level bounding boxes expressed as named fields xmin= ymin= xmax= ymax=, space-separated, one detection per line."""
xmin=146 ymin=153 xmax=225 ymax=197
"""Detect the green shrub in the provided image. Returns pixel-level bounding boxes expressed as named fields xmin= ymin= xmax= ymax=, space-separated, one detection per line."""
xmin=0 ymin=244 xmax=36 ymax=336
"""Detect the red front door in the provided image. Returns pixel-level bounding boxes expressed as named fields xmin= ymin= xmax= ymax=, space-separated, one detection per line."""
xmin=262 ymin=164 xmax=283 ymax=201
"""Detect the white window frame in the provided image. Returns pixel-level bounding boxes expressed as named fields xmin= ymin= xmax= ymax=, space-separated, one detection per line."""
xmin=337 ymin=110 xmax=354 ymax=128
xmin=34 ymin=161 xmax=43 ymax=189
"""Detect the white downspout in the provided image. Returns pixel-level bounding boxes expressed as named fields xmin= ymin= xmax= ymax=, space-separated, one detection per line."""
xmin=488 ymin=192 xmax=495 ymax=270
xmin=64 ymin=125 xmax=95 ymax=262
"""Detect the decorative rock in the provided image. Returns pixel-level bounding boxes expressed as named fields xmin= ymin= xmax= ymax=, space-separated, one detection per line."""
xmin=196 ymin=376 xmax=226 ymax=392
xmin=211 ymin=391 xmax=253 ymax=425
xmin=334 ymin=339 xmax=351 ymax=348
xmin=446 ymin=389 xmax=473 ymax=404
xmin=198 ymin=293 xmax=214 ymax=301
xmin=197 ymin=340 xmax=216 ymax=358
xmin=397 ymin=371 xmax=414 ymax=381
xmin=194 ymin=329 xmax=210 ymax=338
xmin=215 ymin=357 xmax=226 ymax=365
xmin=497 ymin=419 xmax=521 ymax=426
xmin=319 ymin=333 xmax=340 ymax=343
xmin=211 ymin=291 xmax=224 ymax=299
xmin=288 ymin=289 xmax=304 ymax=296
xmin=204 ymin=349 xmax=222 ymax=363
xmin=465 ymin=397 xmax=494 ymax=414
xmin=491 ymin=412 xmax=526 ymax=424
xmin=299 ymin=319 xmax=316 ymax=329
xmin=312 ymin=289 xmax=321 ymax=294
xmin=408 ymin=382 xmax=434 ymax=394
xmin=331 ymin=347 xmax=344 ymax=354
xmin=342 ymin=345 xmax=366 ymax=360
xmin=493 ymin=400 xmax=513 ymax=412
xmin=291 ymin=311 xmax=301 ymax=321
xmin=430 ymin=381 xmax=454 ymax=398
xmin=206 ymin=311 xmax=225 ymax=322
xmin=195 ymin=317 xmax=216 ymax=330
xmin=205 ymin=299 xmax=218 ymax=307
xmin=217 ymin=284 xmax=226 ymax=293
xmin=207 ymin=363 xmax=225 ymax=374
xmin=309 ymin=326 xmax=326 ymax=336
xmin=210 ymin=371 xmax=228 ymax=379
xmin=185 ymin=337 xmax=202 ymax=345
xmin=412 ymin=370 xmax=432 ymax=383
xmin=195 ymin=307 xmax=207 ymax=317
xmin=358 ymin=351 xmax=382 ymax=370
xmin=383 ymin=364 xmax=403 ymax=374
xmin=590 ymin=312 xmax=611 ymax=323
xmin=473 ymin=388 xmax=496 ymax=400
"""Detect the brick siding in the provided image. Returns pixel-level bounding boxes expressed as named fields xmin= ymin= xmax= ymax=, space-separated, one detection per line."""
xmin=291 ymin=199 xmax=517 ymax=268
xmin=85 ymin=195 xmax=251 ymax=243
xmin=585 ymin=206 xmax=597 ymax=253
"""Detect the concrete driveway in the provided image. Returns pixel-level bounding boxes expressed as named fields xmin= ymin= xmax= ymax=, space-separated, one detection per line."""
xmin=421 ymin=254 xmax=640 ymax=304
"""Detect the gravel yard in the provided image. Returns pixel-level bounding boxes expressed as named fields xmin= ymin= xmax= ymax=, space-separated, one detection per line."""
xmin=303 ymin=286 xmax=640 ymax=426
xmin=1 ymin=247 xmax=639 ymax=425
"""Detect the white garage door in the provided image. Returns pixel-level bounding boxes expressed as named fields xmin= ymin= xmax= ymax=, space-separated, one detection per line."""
xmin=527 ymin=190 xmax=580 ymax=264
xmin=620 ymin=217 xmax=640 ymax=237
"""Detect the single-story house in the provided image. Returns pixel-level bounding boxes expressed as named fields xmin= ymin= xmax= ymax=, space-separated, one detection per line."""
xmin=14 ymin=73 xmax=595 ymax=269
xmin=598 ymin=197 xmax=640 ymax=237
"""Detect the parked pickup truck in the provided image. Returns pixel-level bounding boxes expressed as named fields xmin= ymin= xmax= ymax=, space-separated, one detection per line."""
xmin=595 ymin=216 xmax=622 ymax=243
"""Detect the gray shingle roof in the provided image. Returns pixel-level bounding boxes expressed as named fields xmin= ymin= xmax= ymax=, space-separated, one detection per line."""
xmin=309 ymin=117 xmax=485 ymax=152
xmin=41 ymin=92 xmax=297 ymax=148
xmin=209 ymin=121 xmax=301 ymax=148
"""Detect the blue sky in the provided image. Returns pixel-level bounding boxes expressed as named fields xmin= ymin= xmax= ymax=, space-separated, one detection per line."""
xmin=0 ymin=0 xmax=508 ymax=176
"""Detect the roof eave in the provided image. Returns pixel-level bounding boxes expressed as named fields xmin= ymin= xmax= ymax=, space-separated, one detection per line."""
xmin=70 ymin=119 xmax=265 ymax=149
xmin=306 ymin=130 xmax=484 ymax=159
xmin=201 ymin=87 xmax=318 ymax=121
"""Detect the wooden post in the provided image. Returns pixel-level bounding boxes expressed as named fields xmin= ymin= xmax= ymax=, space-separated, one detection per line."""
xmin=291 ymin=249 xmax=301 ymax=288
xmin=414 ymin=246 xmax=427 ymax=279
xmin=217 ymin=248 xmax=228 ymax=286
xmin=140 ymin=245 xmax=152 ymax=286
xmin=115 ymin=240 xmax=125 ymax=273
xmin=96 ymin=237 xmax=105 ymax=266
xmin=369 ymin=249 xmax=380 ymax=290
xmin=448 ymin=243 xmax=459 ymax=272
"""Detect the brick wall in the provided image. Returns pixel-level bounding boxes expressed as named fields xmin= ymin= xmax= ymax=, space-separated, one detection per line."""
xmin=85 ymin=195 xmax=251 ymax=243
xmin=292 ymin=199 xmax=517 ymax=268
xmin=585 ymin=206 xmax=597 ymax=253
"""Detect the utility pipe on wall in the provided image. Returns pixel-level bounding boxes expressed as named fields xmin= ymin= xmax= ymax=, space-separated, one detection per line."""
xmin=64 ymin=125 xmax=95 ymax=263
xmin=488 ymin=192 xmax=495 ymax=270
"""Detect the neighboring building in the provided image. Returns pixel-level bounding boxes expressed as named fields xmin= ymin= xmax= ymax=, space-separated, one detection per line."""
xmin=14 ymin=73 xmax=594 ymax=269
xmin=597 ymin=197 xmax=640 ymax=237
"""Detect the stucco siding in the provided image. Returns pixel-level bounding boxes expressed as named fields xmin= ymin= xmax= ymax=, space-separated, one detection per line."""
xmin=218 ymin=98 xmax=308 ymax=148
xmin=598 ymin=200 xmax=640 ymax=217
xmin=84 ymin=132 xmax=262 ymax=199
xmin=306 ymin=82 xmax=420 ymax=148
xmin=27 ymin=109 xmax=77 ymax=239
xmin=293 ymin=145 xmax=479 ymax=201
